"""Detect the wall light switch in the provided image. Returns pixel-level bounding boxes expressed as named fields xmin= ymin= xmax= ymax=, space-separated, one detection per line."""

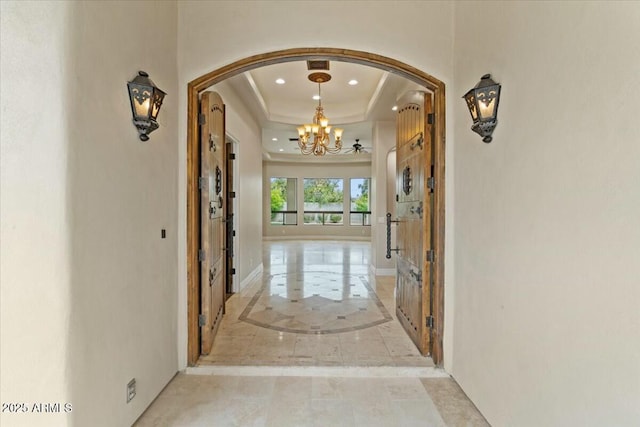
xmin=161 ymin=229 xmax=166 ymax=239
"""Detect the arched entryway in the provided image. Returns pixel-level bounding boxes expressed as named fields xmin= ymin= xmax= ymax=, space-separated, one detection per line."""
xmin=186 ymin=48 xmax=446 ymax=366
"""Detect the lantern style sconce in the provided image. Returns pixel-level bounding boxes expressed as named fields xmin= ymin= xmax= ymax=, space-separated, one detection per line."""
xmin=127 ymin=71 xmax=166 ymax=141
xmin=463 ymin=74 xmax=501 ymax=143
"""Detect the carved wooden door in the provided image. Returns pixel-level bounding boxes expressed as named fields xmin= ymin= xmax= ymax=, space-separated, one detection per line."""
xmin=199 ymin=91 xmax=226 ymax=355
xmin=395 ymin=91 xmax=434 ymax=355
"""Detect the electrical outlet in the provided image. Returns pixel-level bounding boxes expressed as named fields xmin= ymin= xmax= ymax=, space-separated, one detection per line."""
xmin=127 ymin=378 xmax=136 ymax=403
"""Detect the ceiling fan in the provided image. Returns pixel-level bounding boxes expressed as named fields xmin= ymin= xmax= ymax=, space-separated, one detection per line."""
xmin=344 ymin=139 xmax=369 ymax=154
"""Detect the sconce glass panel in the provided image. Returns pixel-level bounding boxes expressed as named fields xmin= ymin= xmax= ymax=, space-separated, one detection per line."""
xmin=464 ymin=92 xmax=478 ymax=120
xmin=129 ymin=85 xmax=152 ymax=120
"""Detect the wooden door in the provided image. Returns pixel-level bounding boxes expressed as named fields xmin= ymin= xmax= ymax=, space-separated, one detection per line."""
xmin=199 ymin=91 xmax=226 ymax=355
xmin=395 ymin=91 xmax=434 ymax=355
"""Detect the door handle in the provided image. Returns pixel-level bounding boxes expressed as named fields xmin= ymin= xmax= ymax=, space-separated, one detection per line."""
xmin=385 ymin=213 xmax=400 ymax=259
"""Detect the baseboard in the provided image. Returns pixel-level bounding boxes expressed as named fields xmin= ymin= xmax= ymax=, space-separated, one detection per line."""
xmin=263 ymin=235 xmax=370 ymax=242
xmin=369 ymin=264 xmax=396 ymax=277
xmin=375 ymin=268 xmax=396 ymax=276
xmin=238 ymin=263 xmax=263 ymax=291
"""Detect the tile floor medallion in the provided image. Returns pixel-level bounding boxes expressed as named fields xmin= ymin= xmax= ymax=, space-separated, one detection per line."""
xmin=239 ymin=271 xmax=392 ymax=334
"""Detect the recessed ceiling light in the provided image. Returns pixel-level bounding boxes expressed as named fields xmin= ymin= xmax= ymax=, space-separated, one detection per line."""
xmin=278 ymin=148 xmax=284 ymax=152
xmin=272 ymin=137 xmax=278 ymax=141
xmin=275 ymin=78 xmax=285 ymax=84
xmin=348 ymin=79 xmax=358 ymax=86
xmin=313 ymin=95 xmax=321 ymax=100
xmin=391 ymin=105 xmax=398 ymax=111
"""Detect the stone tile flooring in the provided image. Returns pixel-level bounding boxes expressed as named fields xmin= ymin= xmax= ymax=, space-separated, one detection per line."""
xmin=134 ymin=374 xmax=490 ymax=427
xmin=134 ymin=241 xmax=489 ymax=426
xmin=199 ymin=241 xmax=431 ymax=367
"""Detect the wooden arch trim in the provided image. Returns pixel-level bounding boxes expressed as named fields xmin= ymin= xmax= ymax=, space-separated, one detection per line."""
xmin=187 ymin=48 xmax=446 ymax=366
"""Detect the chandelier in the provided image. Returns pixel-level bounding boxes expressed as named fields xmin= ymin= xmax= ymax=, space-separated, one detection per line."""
xmin=296 ymin=72 xmax=343 ymax=156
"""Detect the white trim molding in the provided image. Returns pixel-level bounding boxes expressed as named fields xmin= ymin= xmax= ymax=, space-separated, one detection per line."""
xmin=239 ymin=263 xmax=263 ymax=291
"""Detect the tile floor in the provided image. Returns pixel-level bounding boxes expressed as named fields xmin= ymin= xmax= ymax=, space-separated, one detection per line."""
xmin=199 ymin=241 xmax=432 ymax=368
xmin=134 ymin=241 xmax=489 ymax=426
xmin=134 ymin=374 xmax=489 ymax=427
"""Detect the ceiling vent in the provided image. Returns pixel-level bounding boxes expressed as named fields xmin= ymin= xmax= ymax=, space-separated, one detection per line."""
xmin=306 ymin=60 xmax=330 ymax=71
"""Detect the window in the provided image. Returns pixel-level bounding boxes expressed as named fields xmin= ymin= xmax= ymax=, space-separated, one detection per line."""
xmin=303 ymin=178 xmax=344 ymax=225
xmin=270 ymin=177 xmax=297 ymax=225
xmin=350 ymin=178 xmax=371 ymax=225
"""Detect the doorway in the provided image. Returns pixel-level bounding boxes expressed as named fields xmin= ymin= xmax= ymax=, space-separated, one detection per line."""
xmin=186 ymin=48 xmax=446 ymax=366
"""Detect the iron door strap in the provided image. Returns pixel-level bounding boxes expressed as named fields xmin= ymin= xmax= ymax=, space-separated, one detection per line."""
xmin=410 ymin=132 xmax=424 ymax=150
xmin=410 ymin=202 xmax=423 ymax=218
xmin=409 ymin=268 xmax=422 ymax=282
xmin=209 ymin=134 xmax=217 ymax=152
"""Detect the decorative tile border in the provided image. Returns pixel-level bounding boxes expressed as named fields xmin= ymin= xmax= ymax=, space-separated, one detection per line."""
xmin=239 ymin=271 xmax=392 ymax=335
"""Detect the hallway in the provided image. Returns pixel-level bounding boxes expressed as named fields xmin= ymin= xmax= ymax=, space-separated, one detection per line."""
xmin=135 ymin=241 xmax=488 ymax=426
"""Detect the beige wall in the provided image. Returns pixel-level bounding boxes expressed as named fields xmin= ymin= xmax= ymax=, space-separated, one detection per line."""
xmin=1 ymin=2 xmax=179 ymax=426
xmin=263 ymin=162 xmax=372 ymax=239
xmin=1 ymin=3 xmax=73 ymax=425
xmin=177 ymin=0 xmax=456 ymax=370
xmin=452 ymin=2 xmax=640 ymax=426
xmin=371 ymin=121 xmax=397 ymax=274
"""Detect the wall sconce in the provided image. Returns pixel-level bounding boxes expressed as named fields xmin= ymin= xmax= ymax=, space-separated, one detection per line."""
xmin=463 ymin=74 xmax=501 ymax=143
xmin=127 ymin=71 xmax=166 ymax=141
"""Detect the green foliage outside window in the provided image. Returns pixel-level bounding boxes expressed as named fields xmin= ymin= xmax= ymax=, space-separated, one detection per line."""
xmin=270 ymin=177 xmax=287 ymax=220
xmin=303 ymin=178 xmax=343 ymax=207
xmin=351 ymin=178 xmax=370 ymax=211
